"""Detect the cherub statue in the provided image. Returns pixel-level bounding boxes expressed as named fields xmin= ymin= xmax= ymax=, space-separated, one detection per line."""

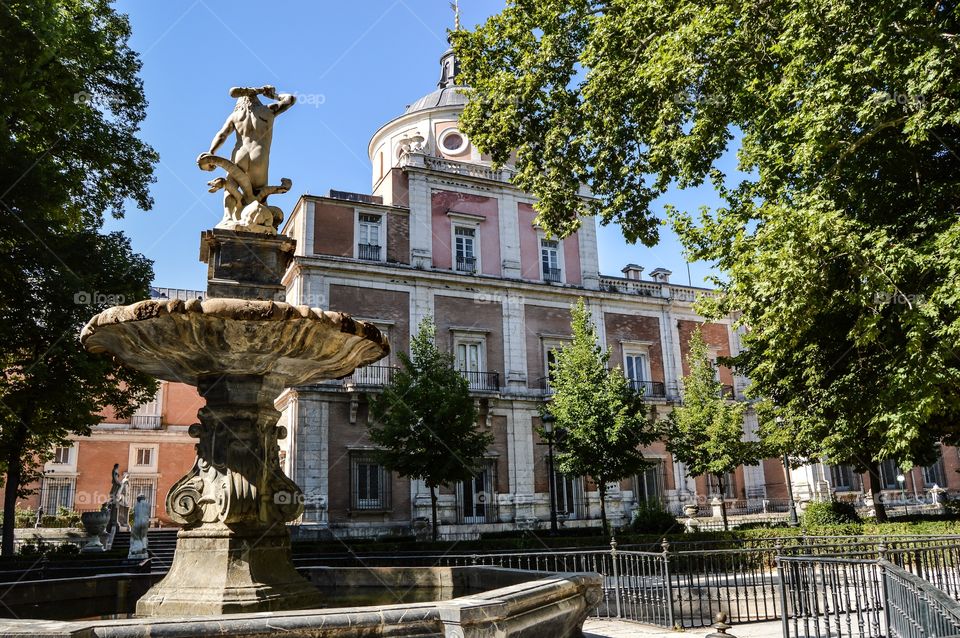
xmin=198 ymin=85 xmax=296 ymax=234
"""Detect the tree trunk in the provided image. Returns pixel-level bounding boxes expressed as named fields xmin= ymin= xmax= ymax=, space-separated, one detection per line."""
xmin=429 ymin=484 xmax=439 ymax=542
xmin=867 ymin=462 xmax=887 ymax=522
xmin=717 ymin=474 xmax=729 ymax=532
xmin=2 ymin=421 xmax=28 ymax=557
xmin=598 ymin=481 xmax=609 ymax=537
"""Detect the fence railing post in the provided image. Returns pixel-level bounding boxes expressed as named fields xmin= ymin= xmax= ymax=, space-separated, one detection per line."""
xmin=775 ymin=541 xmax=790 ymax=638
xmin=878 ymin=543 xmax=890 ymax=636
xmin=662 ymin=538 xmax=675 ymax=628
xmin=610 ymin=537 xmax=622 ymax=619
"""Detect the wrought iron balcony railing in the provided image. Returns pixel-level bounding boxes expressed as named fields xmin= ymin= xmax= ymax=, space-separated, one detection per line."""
xmin=357 ymin=243 xmax=381 ymax=261
xmin=344 ymin=365 xmax=397 ymax=387
xmin=542 ymin=267 xmax=562 ymax=283
xmin=456 ymin=256 xmax=477 ymax=273
xmin=459 ymin=370 xmax=500 ymax=392
xmin=627 ymin=379 xmax=667 ymax=398
xmin=131 ymin=414 xmax=162 ymax=429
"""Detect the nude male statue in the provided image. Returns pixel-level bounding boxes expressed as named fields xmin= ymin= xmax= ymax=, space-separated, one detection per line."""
xmin=198 ymin=86 xmax=296 ymax=233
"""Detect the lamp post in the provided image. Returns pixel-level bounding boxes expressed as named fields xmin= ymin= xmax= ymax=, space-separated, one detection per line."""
xmin=542 ymin=412 xmax=559 ymax=534
xmin=897 ymin=473 xmax=906 ymax=505
xmin=777 ymin=417 xmax=800 ymax=527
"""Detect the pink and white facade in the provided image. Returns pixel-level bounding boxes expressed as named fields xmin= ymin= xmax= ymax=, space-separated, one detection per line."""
xmin=275 ymin=43 xmax=774 ymax=538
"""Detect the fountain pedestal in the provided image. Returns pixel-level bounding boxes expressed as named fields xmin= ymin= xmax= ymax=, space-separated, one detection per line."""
xmin=135 ymin=374 xmax=318 ymax=615
xmin=81 ymin=293 xmax=389 ymax=617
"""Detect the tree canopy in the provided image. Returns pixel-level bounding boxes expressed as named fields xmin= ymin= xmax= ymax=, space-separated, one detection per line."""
xmin=455 ymin=1 xmax=960 ymax=471
xmin=0 ymin=0 xmax=159 ymax=554
xmin=369 ymin=318 xmax=492 ymax=540
xmin=546 ymin=299 xmax=655 ymax=535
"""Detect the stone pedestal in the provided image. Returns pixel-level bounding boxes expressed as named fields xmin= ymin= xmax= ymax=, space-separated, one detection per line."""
xmin=136 ymin=374 xmax=321 ymax=615
xmin=136 ymin=526 xmax=318 ymax=615
xmin=199 ymin=229 xmax=296 ymax=300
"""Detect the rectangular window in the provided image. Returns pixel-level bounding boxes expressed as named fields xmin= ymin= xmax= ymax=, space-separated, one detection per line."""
xmin=830 ymin=465 xmax=862 ymax=492
xmin=879 ymin=459 xmax=902 ymax=490
xmin=52 ymin=446 xmax=71 ymax=465
xmin=923 ymin=453 xmax=946 ymax=488
xmin=551 ymin=471 xmax=584 ymax=519
xmin=708 ymin=472 xmax=736 ymax=499
xmin=129 ymin=477 xmax=156 ymax=517
xmin=454 ymin=226 xmax=476 ymax=272
xmin=42 ymin=478 xmax=74 ymax=513
xmin=635 ymin=460 xmax=665 ymax=505
xmin=351 ymin=453 xmax=390 ymax=510
xmin=357 ymin=213 xmax=382 ymax=260
xmin=135 ymin=447 xmax=153 ymax=466
xmin=541 ymin=239 xmax=561 ymax=283
xmin=459 ymin=462 xmax=494 ymax=523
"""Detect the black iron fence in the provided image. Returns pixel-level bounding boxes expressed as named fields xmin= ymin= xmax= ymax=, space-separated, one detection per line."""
xmin=778 ymin=542 xmax=960 ymax=638
xmin=884 ymin=560 xmax=960 ymax=638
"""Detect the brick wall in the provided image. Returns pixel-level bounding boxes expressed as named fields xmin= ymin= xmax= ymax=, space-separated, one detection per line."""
xmin=677 ymin=319 xmax=734 ymax=387
xmin=328 ymin=284 xmax=410 ymax=357
xmin=313 ymin=202 xmax=354 ymax=257
xmin=524 ymin=304 xmax=573 ymax=385
xmin=433 ymin=295 xmax=505 ymax=379
xmin=603 ymin=312 xmax=666 ymax=382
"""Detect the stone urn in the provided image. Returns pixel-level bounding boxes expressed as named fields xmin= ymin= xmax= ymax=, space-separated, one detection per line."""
xmin=80 ymin=506 xmax=110 ymax=553
xmin=683 ymin=504 xmax=700 ymax=533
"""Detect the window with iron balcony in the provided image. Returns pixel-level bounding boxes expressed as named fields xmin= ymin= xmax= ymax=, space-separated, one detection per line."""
xmin=357 ymin=213 xmax=383 ymax=261
xmin=541 ymin=239 xmax=562 ymax=283
xmin=454 ymin=225 xmax=477 ymax=273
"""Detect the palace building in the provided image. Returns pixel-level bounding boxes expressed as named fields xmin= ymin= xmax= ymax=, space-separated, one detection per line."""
xmin=20 ymin=42 xmax=959 ymax=533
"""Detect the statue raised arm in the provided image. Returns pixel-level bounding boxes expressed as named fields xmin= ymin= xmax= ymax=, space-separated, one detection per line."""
xmin=198 ymin=85 xmax=296 ymax=234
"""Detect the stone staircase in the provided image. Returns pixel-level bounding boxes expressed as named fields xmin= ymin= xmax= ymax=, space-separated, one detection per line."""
xmin=111 ymin=528 xmax=178 ymax=570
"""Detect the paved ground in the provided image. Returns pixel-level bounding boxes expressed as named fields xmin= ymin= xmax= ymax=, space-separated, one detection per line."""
xmin=582 ymin=619 xmax=782 ymax=637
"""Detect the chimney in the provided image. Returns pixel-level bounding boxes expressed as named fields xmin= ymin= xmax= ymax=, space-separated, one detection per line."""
xmin=621 ymin=264 xmax=644 ymax=280
xmin=649 ymin=267 xmax=672 ymax=283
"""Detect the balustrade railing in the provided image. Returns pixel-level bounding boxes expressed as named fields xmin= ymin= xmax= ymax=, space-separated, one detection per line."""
xmin=130 ymin=414 xmax=161 ymax=429
xmin=627 ymin=379 xmax=667 ymax=398
xmin=455 ymin=256 xmax=477 ymax=273
xmin=460 ymin=370 xmax=500 ymax=392
xmin=542 ymin=267 xmax=562 ymax=283
xmin=357 ymin=243 xmax=381 ymax=261
xmin=344 ymin=365 xmax=396 ymax=387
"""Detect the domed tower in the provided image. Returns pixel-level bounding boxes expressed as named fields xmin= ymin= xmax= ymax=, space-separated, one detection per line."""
xmin=368 ymin=33 xmax=490 ymax=206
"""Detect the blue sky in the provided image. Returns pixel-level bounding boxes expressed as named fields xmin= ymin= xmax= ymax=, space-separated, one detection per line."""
xmin=108 ymin=0 xmax=731 ymax=291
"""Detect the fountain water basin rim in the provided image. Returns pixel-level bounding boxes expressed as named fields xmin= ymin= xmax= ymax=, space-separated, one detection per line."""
xmin=80 ymin=298 xmax=390 ymax=386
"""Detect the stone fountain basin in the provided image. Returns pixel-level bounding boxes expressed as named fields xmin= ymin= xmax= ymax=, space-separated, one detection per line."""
xmin=80 ymin=298 xmax=389 ymax=385
xmin=0 ymin=566 xmax=602 ymax=638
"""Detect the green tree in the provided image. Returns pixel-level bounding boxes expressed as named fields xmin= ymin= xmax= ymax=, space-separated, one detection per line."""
xmin=369 ymin=318 xmax=493 ymax=541
xmin=661 ymin=328 xmax=756 ymax=531
xmin=454 ymin=2 xmax=960 ymax=492
xmin=547 ymin=299 xmax=655 ymax=536
xmin=0 ymin=0 xmax=159 ymax=555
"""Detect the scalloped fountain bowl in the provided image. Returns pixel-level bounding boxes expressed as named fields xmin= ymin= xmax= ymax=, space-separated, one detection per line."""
xmin=80 ymin=298 xmax=389 ymax=385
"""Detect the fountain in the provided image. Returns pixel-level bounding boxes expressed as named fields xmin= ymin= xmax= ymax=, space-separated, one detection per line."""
xmin=0 ymin=85 xmax=600 ymax=637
